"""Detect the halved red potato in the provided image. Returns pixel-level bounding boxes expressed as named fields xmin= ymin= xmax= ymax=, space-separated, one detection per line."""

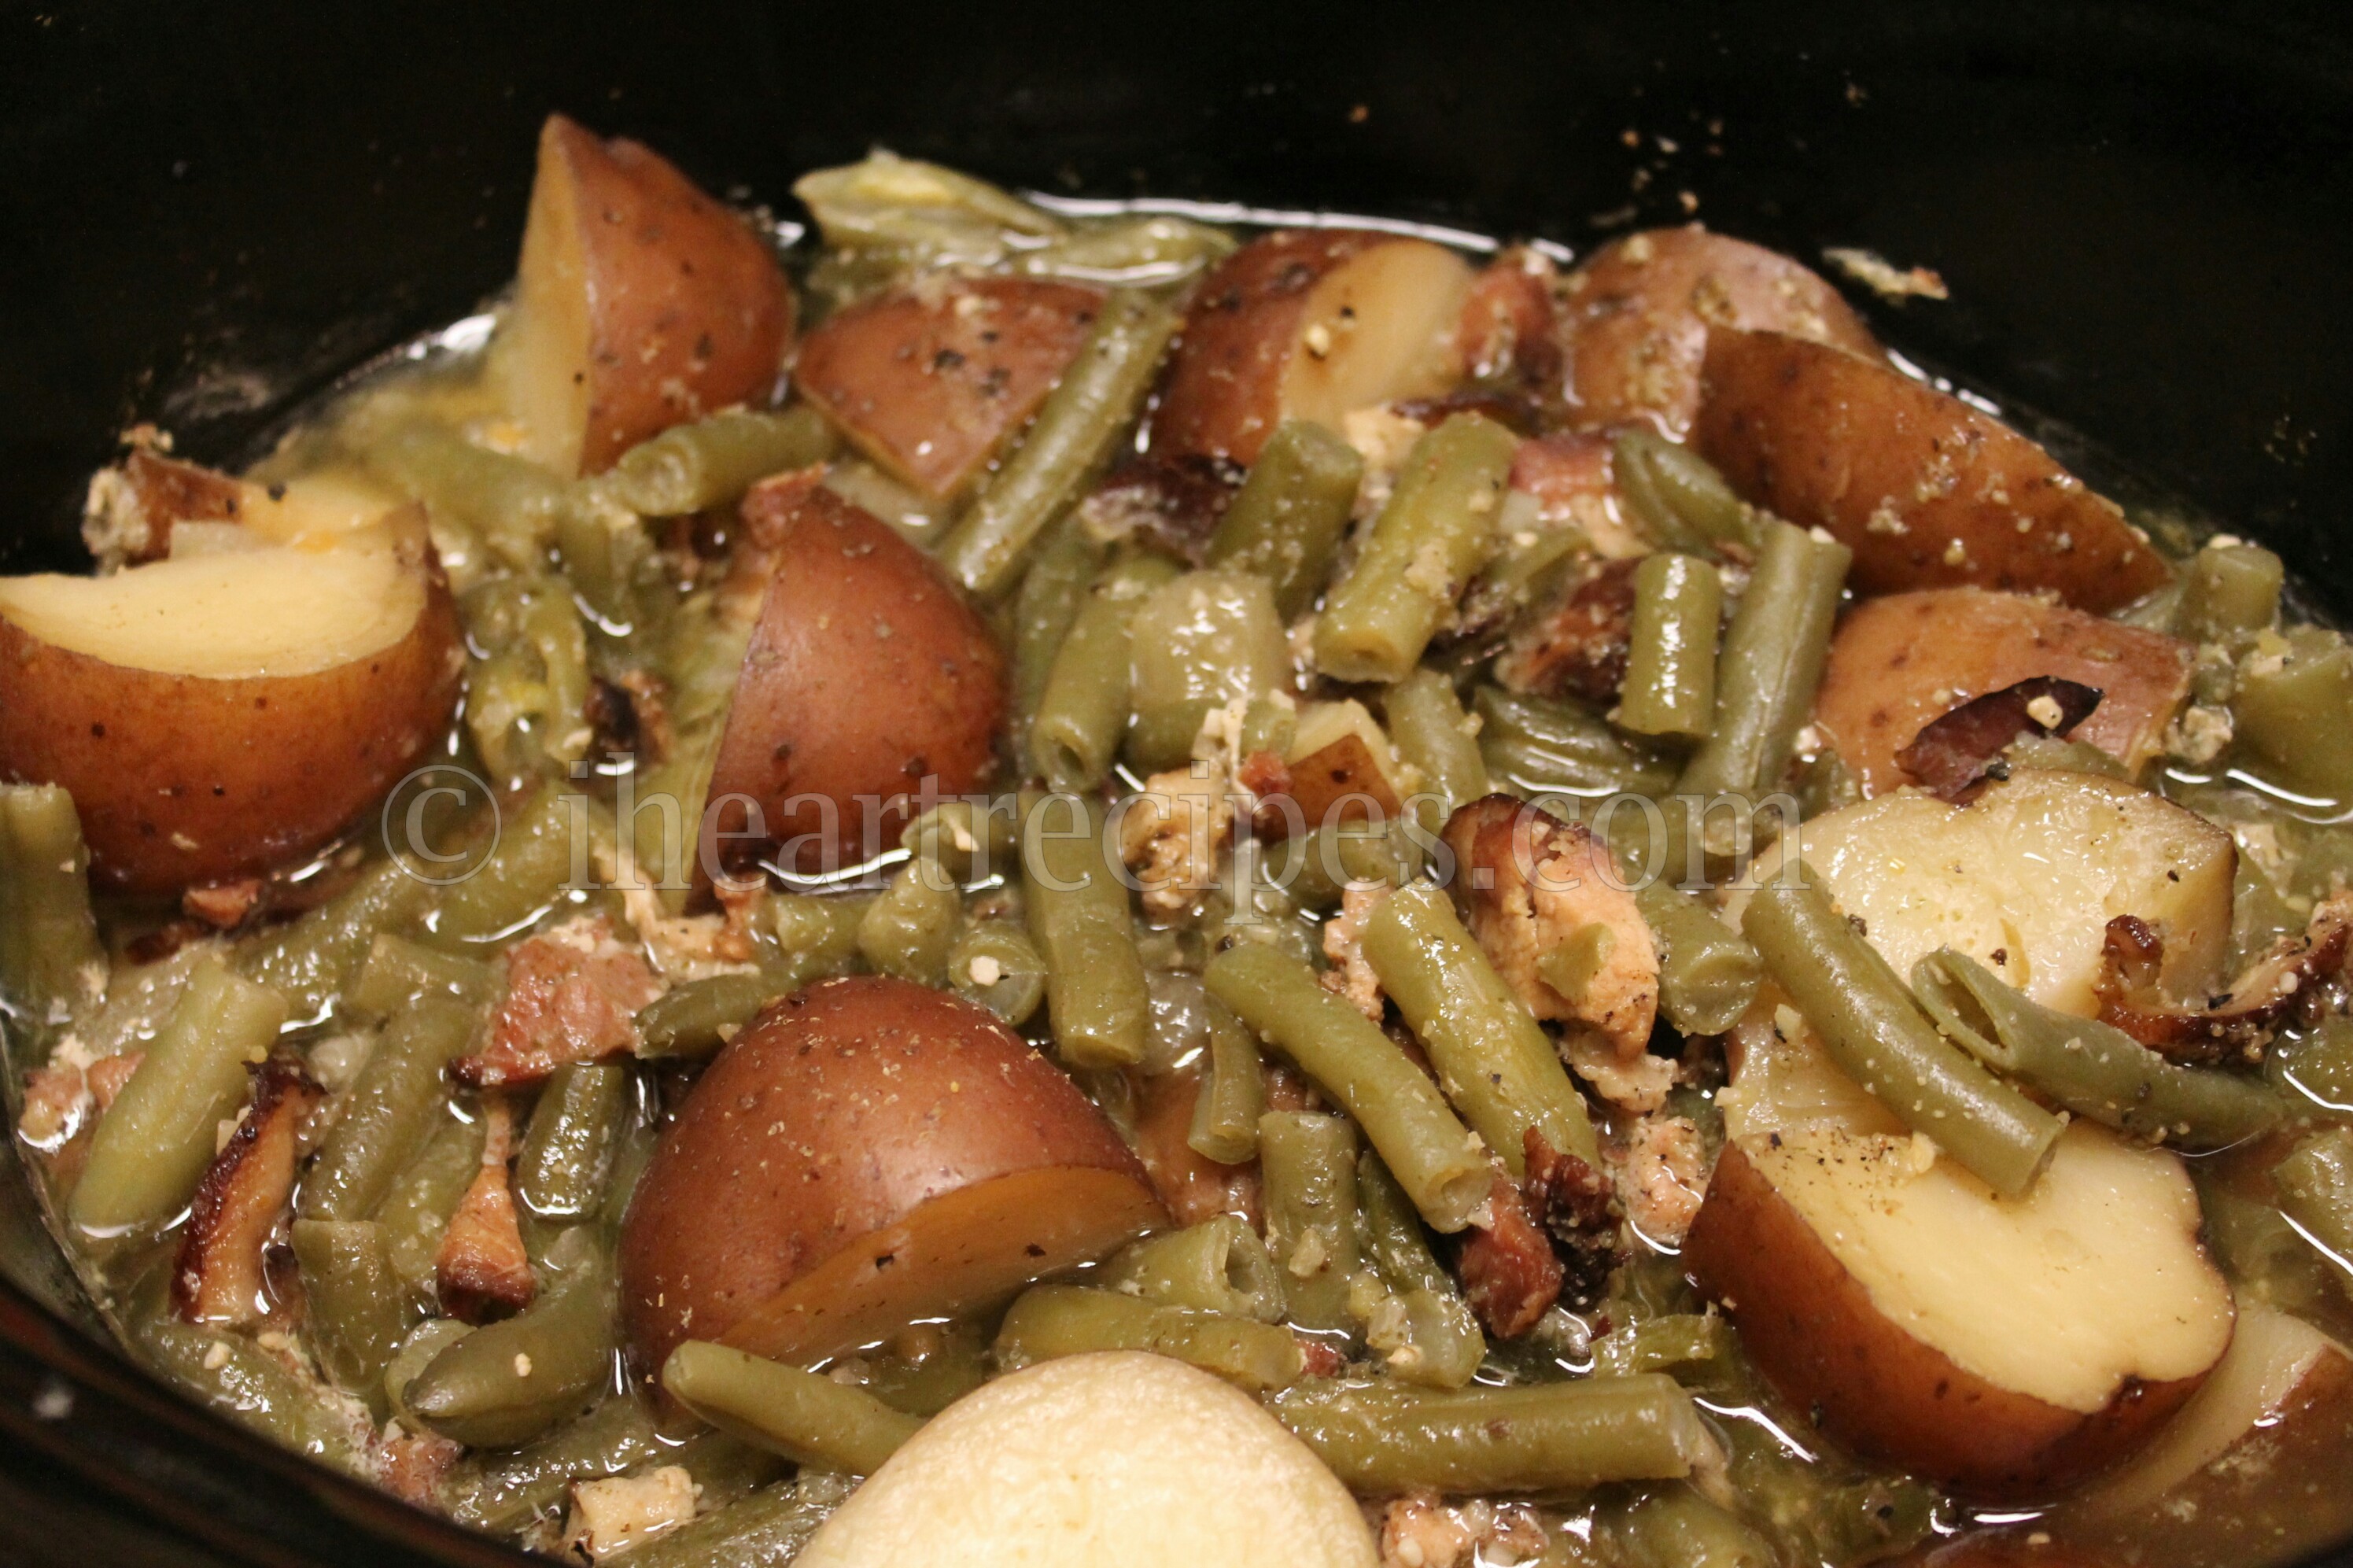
xmin=617 ymin=977 xmax=1166 ymax=1380
xmin=704 ymin=472 xmax=1005 ymax=876
xmin=503 ymin=113 xmax=796 ymax=476
xmin=795 ymin=276 xmax=1105 ymax=499
xmin=83 ymin=449 xmax=409 ymax=565
xmin=1149 ymin=230 xmax=1473 ymax=466
xmin=1692 ymin=330 xmax=2169 ymax=611
xmin=1814 ymin=588 xmax=2193 ymax=797
xmin=1558 ymin=227 xmax=1879 ymax=434
xmin=0 ymin=520 xmax=464 ymax=892
xmin=1684 ymin=1007 xmax=2235 ymax=1499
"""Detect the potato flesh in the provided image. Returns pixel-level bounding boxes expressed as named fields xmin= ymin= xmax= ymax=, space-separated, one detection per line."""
xmin=795 ymin=1352 xmax=1378 ymax=1568
xmin=1278 ymin=241 xmax=1471 ymax=432
xmin=1732 ymin=768 xmax=2234 ymax=1015
xmin=0 ymin=537 xmax=424 ymax=677
xmin=506 ymin=123 xmax=595 ymax=475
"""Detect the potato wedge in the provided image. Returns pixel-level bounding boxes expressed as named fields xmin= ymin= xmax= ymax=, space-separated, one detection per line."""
xmin=617 ymin=977 xmax=1164 ymax=1380
xmin=1815 ymin=588 xmax=2193 ymax=797
xmin=1685 ymin=1010 xmax=2234 ymax=1498
xmin=706 ymin=472 xmax=1005 ymax=876
xmin=1692 ymin=330 xmax=2168 ymax=611
xmin=1728 ymin=768 xmax=2234 ymax=1016
xmin=1151 ymin=230 xmax=1473 ymax=465
xmin=504 ymin=113 xmax=795 ymax=476
xmin=1559 ymin=227 xmax=1879 ymax=434
xmin=795 ymin=276 xmax=1105 ymax=499
xmin=1256 ymin=699 xmax=1411 ymax=837
xmin=0 ymin=523 xmax=463 ymax=892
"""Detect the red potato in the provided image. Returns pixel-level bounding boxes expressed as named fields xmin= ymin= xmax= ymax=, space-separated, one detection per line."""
xmin=1559 ymin=227 xmax=1879 ymax=435
xmin=617 ymin=977 xmax=1166 ymax=1379
xmin=505 ymin=113 xmax=796 ymax=476
xmin=795 ymin=276 xmax=1105 ymax=499
xmin=1459 ymin=245 xmax=1565 ymax=390
xmin=1254 ymin=700 xmax=1411 ymax=839
xmin=172 ymin=1058 xmax=321 ymax=1324
xmin=0 ymin=521 xmax=464 ymax=893
xmin=1150 ymin=229 xmax=1474 ymax=466
xmin=1813 ymin=588 xmax=2193 ymax=797
xmin=1692 ymin=330 xmax=2170 ymax=611
xmin=706 ymin=472 xmax=1005 ymax=876
xmin=83 ymin=449 xmax=407 ymax=565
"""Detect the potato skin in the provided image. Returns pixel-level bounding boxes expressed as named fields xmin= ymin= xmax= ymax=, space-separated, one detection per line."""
xmin=706 ymin=473 xmax=1005 ymax=876
xmin=1561 ymin=227 xmax=1879 ymax=434
xmin=618 ymin=977 xmax=1163 ymax=1379
xmin=1684 ymin=1139 xmax=2207 ymax=1500
xmin=0 ymin=548 xmax=463 ymax=894
xmin=518 ymin=114 xmax=796 ymax=474
xmin=1693 ymin=330 xmax=2169 ymax=611
xmin=1816 ymin=588 xmax=2193 ymax=797
xmin=795 ymin=276 xmax=1105 ymax=499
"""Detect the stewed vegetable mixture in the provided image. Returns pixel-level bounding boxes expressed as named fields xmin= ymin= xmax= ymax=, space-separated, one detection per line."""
xmin=5 ymin=114 xmax=2353 ymax=1568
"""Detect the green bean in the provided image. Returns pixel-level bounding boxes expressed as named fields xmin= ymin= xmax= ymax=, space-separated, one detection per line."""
xmin=1189 ymin=999 xmax=1266 ymax=1164
xmin=1015 ymin=214 xmax=1239 ymax=288
xmin=608 ymin=407 xmax=839 ymax=516
xmin=2275 ymin=1127 xmax=2353 ymax=1266
xmin=1598 ymin=1482 xmax=1776 ymax=1568
xmin=1676 ymin=519 xmax=1850 ymax=797
xmin=1618 ymin=552 xmax=1723 ymax=740
xmin=946 ymin=918 xmax=1049 ymax=1027
xmin=2234 ymin=626 xmax=2353 ymax=802
xmin=1589 ymin=1313 xmax=1732 ymax=1376
xmin=1200 ymin=834 xmax=1321 ymax=968
xmin=1023 ymin=791 xmax=1152 ymax=1068
xmin=441 ymin=1390 xmax=660 ymax=1531
xmin=902 ymin=795 xmax=1021 ymax=882
xmin=1207 ymin=944 xmax=1492 ymax=1231
xmin=2276 ymin=1014 xmax=2353 ymax=1114
xmin=299 ymin=996 xmax=477 ymax=1222
xmin=428 ymin=788 xmax=588 ymax=944
xmin=1614 ymin=430 xmax=1759 ymax=552
xmin=1741 ymin=878 xmax=2062 ymax=1196
xmin=2001 ymin=734 xmax=2130 ymax=779
xmin=2196 ymin=1177 xmax=2343 ymax=1319
xmin=1384 ymin=670 xmax=1490 ymax=826
xmin=1916 ymin=949 xmax=2283 ymax=1149
xmin=1477 ymin=686 xmax=1680 ymax=800
xmin=516 ymin=1061 xmax=630 ymax=1219
xmin=1028 ymin=554 xmax=1181 ymax=789
xmin=940 ymin=290 xmax=1182 ymax=596
xmin=358 ymin=419 xmax=566 ymax=568
xmin=1315 ymin=414 xmax=1519 ymax=683
xmin=599 ymin=1113 xmax=656 ymax=1239
xmin=69 ymin=957 xmax=287 ymax=1234
xmin=137 ymin=1316 xmax=363 ymax=1471
xmin=795 ymin=150 xmax=1064 ymax=259
xmin=2179 ymin=540 xmax=2284 ymax=644
xmin=634 ymin=971 xmax=780 ymax=1061
xmin=627 ymin=1471 xmax=855 ymax=1568
xmin=341 ymin=932 xmax=495 ymax=1020
xmin=856 ymin=855 xmax=962 ymax=985
xmin=1126 ymin=570 xmax=1290 ymax=771
xmin=554 ymin=485 xmax=655 ymax=629
xmin=1278 ymin=817 xmax=1422 ymax=910
xmin=1268 ymin=1374 xmax=1717 ymax=1494
xmin=768 ymin=891 xmax=873 ymax=976
xmin=290 ymin=1219 xmax=411 ymax=1411
xmin=995 ymin=1284 xmax=1306 ymax=1393
xmin=1239 ymin=692 xmax=1300 ymax=760
xmin=407 ymin=1229 xmax=618 ymax=1447
xmin=1009 ymin=519 xmax=1108 ymax=747
xmin=0 ymin=784 xmax=101 ymax=1023
xmin=1103 ymin=1216 xmax=1285 ymax=1321
xmin=1632 ymin=880 xmax=1762 ymax=1035
xmin=377 ymin=1111 xmax=489 ymax=1289
xmin=1355 ymin=1153 xmax=1485 ymax=1390
xmin=1203 ymin=418 xmax=1366 ymax=618
xmin=661 ymin=1340 xmax=923 ymax=1476
xmin=1361 ymin=882 xmax=1599 ymax=1171
xmin=1256 ymin=1112 xmax=1364 ymax=1334
xmin=238 ymin=855 xmax=430 ymax=1020
xmin=1455 ymin=509 xmax=1588 ymax=640
xmin=385 ymin=1317 xmax=473 ymax=1428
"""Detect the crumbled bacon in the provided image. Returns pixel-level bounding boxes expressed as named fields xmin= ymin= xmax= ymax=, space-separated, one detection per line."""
xmin=1376 ymin=1491 xmax=1549 ymax=1568
xmin=1119 ymin=762 xmax=1237 ymax=918
xmin=1495 ymin=556 xmax=1642 ymax=705
xmin=1453 ymin=1167 xmax=1562 ymax=1338
xmin=2097 ymin=895 xmax=2353 ymax=1062
xmin=1075 ymin=452 xmax=1245 ymax=563
xmin=1605 ymin=1113 xmax=1711 ymax=1249
xmin=437 ymin=1098 xmax=537 ymax=1321
xmin=174 ymin=1058 xmax=323 ymax=1325
xmin=182 ymin=876 xmax=267 ymax=931
xmin=88 ymin=1050 xmax=143 ymax=1110
xmin=452 ymin=915 xmax=664 ymax=1089
xmin=1296 ymin=1335 xmax=1349 ymax=1378
xmin=1894 ymin=675 xmax=2103 ymax=802
xmin=1507 ymin=431 xmax=1646 ymax=559
xmin=375 ymin=1426 xmax=465 ymax=1507
xmin=1524 ymin=1129 xmax=1622 ymax=1309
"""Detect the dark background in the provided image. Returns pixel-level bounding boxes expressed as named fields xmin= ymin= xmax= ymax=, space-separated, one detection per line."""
xmin=3 ymin=1 xmax=2351 ymax=1562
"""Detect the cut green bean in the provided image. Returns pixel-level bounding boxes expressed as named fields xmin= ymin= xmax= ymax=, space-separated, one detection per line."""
xmin=1598 ymin=1481 xmax=1776 ymax=1568
xmin=994 ymin=1284 xmax=1306 ymax=1393
xmin=1279 ymin=818 xmax=1422 ymax=910
xmin=902 ymin=795 xmax=1022 ymax=882
xmin=1589 ymin=1313 xmax=1732 ymax=1376
xmin=663 ymin=1340 xmax=924 ymax=1476
xmin=1125 ymin=569 xmax=1289 ymax=771
xmin=795 ymin=150 xmax=1064 ymax=259
xmin=1676 ymin=519 xmax=1850 ymax=797
xmin=238 ymin=855 xmax=431 ymax=1020
xmin=358 ymin=419 xmax=567 ymax=566
xmin=946 ymin=918 xmax=1049 ymax=1027
xmin=1239 ymin=692 xmax=1300 ymax=760
xmin=406 ymin=1229 xmax=618 ymax=1447
xmin=0 ymin=784 xmax=102 ymax=1023
xmin=940 ymin=290 xmax=1182 ymax=596
xmin=2178 ymin=540 xmax=2284 ymax=644
xmin=1023 ymin=791 xmax=1152 ymax=1068
xmin=1102 ymin=1216 xmax=1285 ymax=1321
xmin=1207 ymin=944 xmax=1492 ymax=1231
xmin=376 ymin=1111 xmax=489 ymax=1289
xmin=1741 ymin=878 xmax=2063 ymax=1197
xmin=1202 ymin=418 xmax=1366 ymax=618
xmin=1385 ymin=670 xmax=1490 ymax=825
xmin=341 ymin=932 xmax=495 ymax=1020
xmin=299 ymin=996 xmax=478 ymax=1222
xmin=1008 ymin=519 xmax=1108 ymax=747
xmin=1015 ymin=213 xmax=1239 ymax=287
xmin=1631 ymin=879 xmax=1763 ymax=1036
xmin=441 ymin=1390 xmax=660 ymax=1531
xmin=71 ymin=957 xmax=288 ymax=1234
xmin=554 ymin=485 xmax=653 ymax=629
xmin=627 ymin=1471 xmax=854 ymax=1568
xmin=1257 ymin=1111 xmax=1364 ymax=1334
xmin=1356 ymin=1153 xmax=1485 ymax=1390
xmin=385 ymin=1317 xmax=474 ymax=1428
xmin=2234 ymin=626 xmax=2353 ymax=802
xmin=1615 ymin=430 xmax=1759 ymax=552
xmin=1269 ymin=1374 xmax=1717 ymax=1494
xmin=608 ymin=406 xmax=839 ymax=516
xmin=516 ymin=1061 xmax=630 ymax=1219
xmin=291 ymin=1219 xmax=411 ymax=1412
xmin=635 ymin=972 xmax=781 ymax=1061
xmin=2275 ymin=1127 xmax=2353 ymax=1266
xmin=1028 ymin=553 xmax=1180 ymax=789
xmin=1916 ymin=949 xmax=2283 ymax=1149
xmin=1477 ymin=686 xmax=1680 ymax=800
xmin=1618 ymin=552 xmax=1722 ymax=740
xmin=768 ymin=891 xmax=874 ymax=978
xmin=427 ymin=788 xmax=588 ymax=945
xmin=856 ymin=855 xmax=962 ymax=986
xmin=1188 ymin=998 xmax=1266 ymax=1164
xmin=1316 ymin=414 xmax=1519 ymax=683
xmin=137 ymin=1315 xmax=365 ymax=1472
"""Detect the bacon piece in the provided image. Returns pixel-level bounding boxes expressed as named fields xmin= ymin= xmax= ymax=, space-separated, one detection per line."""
xmin=376 ymin=1427 xmax=465 ymax=1507
xmin=1453 ymin=1168 xmax=1562 ymax=1338
xmin=2097 ymin=896 xmax=2353 ymax=1062
xmin=1606 ymin=1112 xmax=1710 ymax=1250
xmin=1130 ymin=1067 xmax=1260 ymax=1229
xmin=1296 ymin=1335 xmax=1349 ymax=1378
xmin=452 ymin=915 xmax=663 ymax=1089
xmin=1375 ymin=1491 xmax=1550 ymax=1568
xmin=1459 ymin=245 xmax=1565 ymax=392
xmin=88 ymin=1049 xmax=142 ymax=1111
xmin=437 ymin=1098 xmax=537 ymax=1321
xmin=1507 ymin=431 xmax=1646 ymax=559
xmin=1494 ymin=557 xmax=1642 ymax=705
xmin=1894 ymin=675 xmax=2103 ymax=802
xmin=1076 ymin=452 xmax=1245 ymax=564
xmin=174 ymin=1058 xmax=323 ymax=1324
xmin=183 ymin=876 xmax=267 ymax=931
xmin=1525 ymin=1129 xmax=1622 ymax=1308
